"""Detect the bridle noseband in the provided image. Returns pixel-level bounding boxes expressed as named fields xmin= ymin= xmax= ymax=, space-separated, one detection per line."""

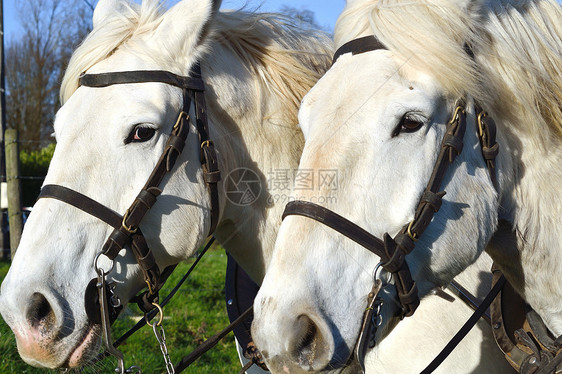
xmin=282 ymin=35 xmax=500 ymax=370
xmin=36 ymin=64 xmax=221 ymax=371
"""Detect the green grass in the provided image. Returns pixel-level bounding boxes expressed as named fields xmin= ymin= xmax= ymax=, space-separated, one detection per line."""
xmin=0 ymin=245 xmax=242 ymax=373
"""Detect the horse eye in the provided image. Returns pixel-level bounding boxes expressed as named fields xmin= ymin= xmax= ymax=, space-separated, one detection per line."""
xmin=392 ymin=115 xmax=424 ymax=137
xmin=125 ymin=126 xmax=156 ymax=144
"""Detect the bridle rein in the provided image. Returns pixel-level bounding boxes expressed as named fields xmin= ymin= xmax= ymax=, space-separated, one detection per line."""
xmin=36 ymin=65 xmax=221 ymax=372
xmin=282 ymin=35 xmax=500 ymax=372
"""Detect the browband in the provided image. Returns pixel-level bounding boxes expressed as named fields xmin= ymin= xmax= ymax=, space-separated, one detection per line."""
xmin=332 ymin=35 xmax=387 ymax=65
xmin=80 ymin=69 xmax=204 ymax=91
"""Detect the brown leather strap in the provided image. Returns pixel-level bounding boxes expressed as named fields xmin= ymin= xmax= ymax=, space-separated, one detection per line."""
xmin=39 ymin=184 xmax=122 ymax=228
xmin=282 ymin=200 xmax=386 ymax=256
xmin=192 ymin=80 xmax=221 ymax=235
xmin=475 ymin=104 xmax=500 ymax=191
xmin=283 ymin=201 xmax=419 ymax=317
xmin=408 ymin=102 xmax=466 ymax=240
xmin=79 ymin=70 xmax=205 ymax=91
xmin=355 ymin=280 xmax=383 ymax=373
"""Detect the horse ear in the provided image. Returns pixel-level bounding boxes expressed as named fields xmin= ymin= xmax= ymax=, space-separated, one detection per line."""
xmin=151 ymin=0 xmax=220 ymax=56
xmin=93 ymin=0 xmax=130 ymax=29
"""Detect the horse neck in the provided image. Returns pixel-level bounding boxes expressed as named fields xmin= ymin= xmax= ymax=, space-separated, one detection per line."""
xmin=489 ymin=121 xmax=562 ymax=336
xmin=202 ymin=48 xmax=306 ymax=284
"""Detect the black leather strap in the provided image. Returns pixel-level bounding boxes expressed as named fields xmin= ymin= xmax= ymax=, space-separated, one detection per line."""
xmin=332 ymin=35 xmax=386 ymax=65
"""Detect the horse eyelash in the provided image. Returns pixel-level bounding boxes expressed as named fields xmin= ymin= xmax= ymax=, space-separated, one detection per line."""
xmin=391 ymin=112 xmax=427 ymax=137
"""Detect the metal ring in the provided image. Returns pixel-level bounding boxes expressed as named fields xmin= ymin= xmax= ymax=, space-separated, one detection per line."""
xmin=201 ymin=140 xmax=213 ymax=149
xmin=374 ymin=262 xmax=383 ymax=281
xmin=373 ymin=262 xmax=391 ymax=287
xmin=94 ymin=252 xmax=115 ymax=276
xmin=145 ymin=303 xmax=164 ymax=327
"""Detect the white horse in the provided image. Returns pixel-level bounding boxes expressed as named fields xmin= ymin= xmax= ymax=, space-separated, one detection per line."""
xmin=0 ymin=0 xmax=331 ymax=370
xmin=253 ymin=0 xmax=561 ymax=372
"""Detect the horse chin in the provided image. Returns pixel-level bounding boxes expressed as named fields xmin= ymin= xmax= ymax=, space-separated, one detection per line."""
xmin=67 ymin=323 xmax=102 ymax=368
xmin=16 ymin=322 xmax=101 ymax=369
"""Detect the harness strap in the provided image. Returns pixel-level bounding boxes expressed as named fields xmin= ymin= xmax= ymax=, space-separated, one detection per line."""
xmin=332 ymin=35 xmax=387 ymax=65
xmin=174 ymin=307 xmax=254 ymax=372
xmin=420 ymin=274 xmax=507 ymax=373
xmin=283 ymin=200 xmax=420 ymax=316
xmin=475 ymin=104 xmax=500 ymax=191
xmin=79 ymin=70 xmax=205 ymax=91
xmin=39 ymin=185 xmax=122 ymax=228
xmin=491 ymin=266 xmax=562 ymax=374
xmin=193 ymin=84 xmax=221 ymax=235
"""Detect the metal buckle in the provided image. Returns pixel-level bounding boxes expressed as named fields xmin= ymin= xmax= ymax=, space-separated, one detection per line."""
xmin=121 ymin=210 xmax=137 ymax=234
xmin=448 ymin=105 xmax=466 ymax=126
xmin=173 ymin=111 xmax=188 ymax=131
xmin=407 ymin=221 xmax=419 ymax=241
xmin=201 ymin=140 xmax=213 ymax=149
xmin=477 ymin=111 xmax=487 ymax=138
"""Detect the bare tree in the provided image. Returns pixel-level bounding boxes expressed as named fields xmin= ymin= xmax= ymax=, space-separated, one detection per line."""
xmin=280 ymin=5 xmax=328 ymax=32
xmin=5 ymin=0 xmax=92 ymax=150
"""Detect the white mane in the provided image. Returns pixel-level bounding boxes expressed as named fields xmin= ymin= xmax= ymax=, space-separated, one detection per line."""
xmin=334 ymin=0 xmax=562 ymax=142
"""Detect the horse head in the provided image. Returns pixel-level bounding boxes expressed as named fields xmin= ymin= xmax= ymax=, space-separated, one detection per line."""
xmin=0 ymin=0 xmax=225 ymax=368
xmin=252 ymin=0 xmax=508 ymax=372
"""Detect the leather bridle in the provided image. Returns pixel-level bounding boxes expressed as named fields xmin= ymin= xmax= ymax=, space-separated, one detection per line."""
xmin=282 ymin=35 xmax=500 ymax=369
xmin=36 ymin=64 xmax=221 ymax=371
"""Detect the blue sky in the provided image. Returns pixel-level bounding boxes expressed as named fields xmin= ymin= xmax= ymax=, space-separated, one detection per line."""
xmin=3 ymin=0 xmax=345 ymax=40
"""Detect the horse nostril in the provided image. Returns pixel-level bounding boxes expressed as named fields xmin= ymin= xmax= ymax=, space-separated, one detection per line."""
xmin=26 ymin=292 xmax=56 ymax=331
xmin=291 ymin=315 xmax=329 ymax=368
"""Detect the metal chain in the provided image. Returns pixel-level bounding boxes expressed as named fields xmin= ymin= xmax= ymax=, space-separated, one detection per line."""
xmin=95 ymin=252 xmax=144 ymax=374
xmin=368 ymin=297 xmax=384 ymax=349
xmin=152 ymin=321 xmax=175 ymax=374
